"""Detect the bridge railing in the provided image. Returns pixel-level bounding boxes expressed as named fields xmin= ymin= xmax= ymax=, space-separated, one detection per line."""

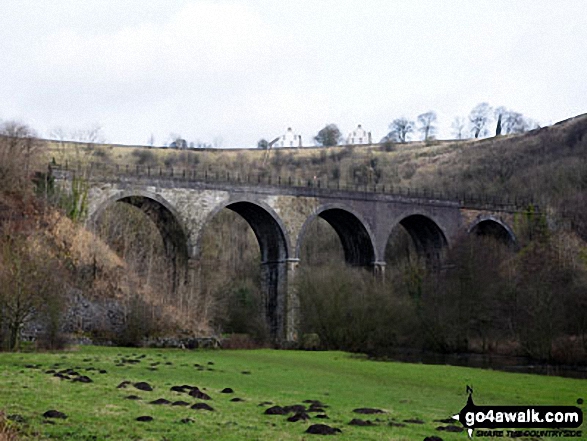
xmin=51 ymin=161 xmax=538 ymax=212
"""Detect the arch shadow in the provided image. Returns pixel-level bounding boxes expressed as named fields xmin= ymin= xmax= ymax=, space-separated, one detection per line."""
xmin=392 ymin=214 xmax=448 ymax=262
xmin=196 ymin=199 xmax=291 ymax=263
xmin=296 ymin=204 xmax=376 ymax=267
xmin=468 ymin=216 xmax=517 ymax=248
xmin=197 ymin=198 xmax=291 ymax=341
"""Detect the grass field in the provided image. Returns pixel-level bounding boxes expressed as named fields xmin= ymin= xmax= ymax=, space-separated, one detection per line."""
xmin=0 ymin=347 xmax=584 ymax=440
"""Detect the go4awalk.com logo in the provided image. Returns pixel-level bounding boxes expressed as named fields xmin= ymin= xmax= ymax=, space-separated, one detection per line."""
xmin=452 ymin=387 xmax=583 ymax=438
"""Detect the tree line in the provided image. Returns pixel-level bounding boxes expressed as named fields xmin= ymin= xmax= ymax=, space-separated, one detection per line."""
xmin=256 ymin=103 xmax=539 ymax=149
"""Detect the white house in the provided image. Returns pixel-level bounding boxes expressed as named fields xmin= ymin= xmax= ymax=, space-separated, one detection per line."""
xmin=272 ymin=127 xmax=302 ymax=148
xmin=346 ymin=124 xmax=372 ymax=145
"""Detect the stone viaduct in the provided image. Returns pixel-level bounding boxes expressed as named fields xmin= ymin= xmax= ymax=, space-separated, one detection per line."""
xmin=55 ymin=165 xmax=523 ymax=343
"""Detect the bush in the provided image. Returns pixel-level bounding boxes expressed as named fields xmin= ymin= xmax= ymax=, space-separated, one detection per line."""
xmin=0 ymin=121 xmax=43 ymax=195
xmin=0 ymin=232 xmax=66 ymax=351
xmin=215 ymin=281 xmax=269 ymax=344
xmin=297 ymin=264 xmax=417 ymax=355
xmin=114 ymin=295 xmax=158 ymax=347
xmin=380 ymin=140 xmax=396 ymax=152
xmin=131 ymin=149 xmax=158 ymax=166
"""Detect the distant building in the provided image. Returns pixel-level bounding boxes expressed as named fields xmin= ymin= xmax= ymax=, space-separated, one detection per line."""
xmin=272 ymin=127 xmax=302 ymax=148
xmin=169 ymin=138 xmax=188 ymax=149
xmin=346 ymin=124 xmax=371 ymax=145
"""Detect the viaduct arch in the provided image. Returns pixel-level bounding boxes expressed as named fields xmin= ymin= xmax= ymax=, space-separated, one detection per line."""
xmin=468 ymin=215 xmax=517 ymax=247
xmin=296 ymin=205 xmax=376 ymax=267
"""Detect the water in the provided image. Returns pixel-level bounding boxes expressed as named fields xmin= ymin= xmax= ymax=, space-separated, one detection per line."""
xmin=383 ymin=350 xmax=587 ymax=379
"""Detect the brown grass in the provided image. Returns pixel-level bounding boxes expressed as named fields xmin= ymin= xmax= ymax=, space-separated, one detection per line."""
xmin=0 ymin=412 xmax=19 ymax=441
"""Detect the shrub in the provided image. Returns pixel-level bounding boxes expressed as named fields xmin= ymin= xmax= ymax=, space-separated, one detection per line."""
xmin=380 ymin=140 xmax=396 ymax=152
xmin=0 ymin=122 xmax=44 ymax=195
xmin=297 ymin=264 xmax=417 ymax=355
xmin=0 ymin=232 xmax=66 ymax=351
xmin=215 ymin=281 xmax=269 ymax=344
xmin=131 ymin=149 xmax=158 ymax=166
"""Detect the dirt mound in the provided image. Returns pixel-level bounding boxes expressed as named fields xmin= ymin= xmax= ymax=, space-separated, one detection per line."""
xmin=133 ymin=382 xmax=153 ymax=391
xmin=305 ymin=424 xmax=341 ymax=435
xmin=264 ymin=406 xmax=288 ymax=415
xmin=190 ymin=403 xmax=214 ymax=411
xmin=287 ymin=412 xmax=310 ymax=422
xmin=136 ymin=416 xmax=153 ymax=422
xmin=353 ymin=408 xmax=384 ymax=414
xmin=43 ymin=410 xmax=67 ymax=419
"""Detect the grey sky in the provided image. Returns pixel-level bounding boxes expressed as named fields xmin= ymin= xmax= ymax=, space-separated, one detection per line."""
xmin=1 ymin=1 xmax=585 ymax=147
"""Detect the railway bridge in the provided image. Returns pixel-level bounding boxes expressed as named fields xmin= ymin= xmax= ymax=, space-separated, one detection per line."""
xmin=54 ymin=163 xmax=527 ymax=342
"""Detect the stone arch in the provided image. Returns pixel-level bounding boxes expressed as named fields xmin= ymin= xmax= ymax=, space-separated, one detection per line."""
xmin=468 ymin=216 xmax=517 ymax=247
xmin=197 ymin=198 xmax=291 ymax=341
xmin=88 ymin=190 xmax=191 ymax=291
xmin=393 ymin=213 xmax=448 ymax=261
xmin=296 ymin=204 xmax=376 ymax=267
xmin=195 ymin=198 xmax=291 ymax=263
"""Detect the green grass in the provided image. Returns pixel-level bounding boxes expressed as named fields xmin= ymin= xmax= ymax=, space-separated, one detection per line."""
xmin=0 ymin=347 xmax=584 ymax=440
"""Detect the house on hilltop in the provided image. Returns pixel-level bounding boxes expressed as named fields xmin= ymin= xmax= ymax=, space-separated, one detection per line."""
xmin=272 ymin=127 xmax=302 ymax=148
xmin=346 ymin=124 xmax=371 ymax=145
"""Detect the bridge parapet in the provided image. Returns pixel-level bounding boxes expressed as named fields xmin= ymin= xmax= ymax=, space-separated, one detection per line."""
xmin=52 ymin=161 xmax=537 ymax=214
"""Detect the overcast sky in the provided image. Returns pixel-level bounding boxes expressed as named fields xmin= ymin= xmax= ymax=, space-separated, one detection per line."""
xmin=1 ymin=1 xmax=585 ymax=147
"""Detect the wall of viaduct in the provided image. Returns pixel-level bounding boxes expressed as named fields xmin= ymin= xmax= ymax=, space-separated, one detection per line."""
xmin=62 ymin=171 xmax=520 ymax=343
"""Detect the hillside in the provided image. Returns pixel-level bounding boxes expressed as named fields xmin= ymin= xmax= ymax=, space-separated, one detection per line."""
xmin=48 ymin=113 xmax=587 ymax=204
xmin=0 ymin=191 xmax=197 ymax=350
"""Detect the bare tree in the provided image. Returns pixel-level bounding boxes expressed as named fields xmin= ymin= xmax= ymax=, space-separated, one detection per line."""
xmin=417 ymin=111 xmax=438 ymax=141
xmin=495 ymin=107 xmax=538 ymax=134
xmin=451 ymin=116 xmax=466 ymax=139
xmin=0 ymin=121 xmax=43 ymax=194
xmin=469 ymin=103 xmax=493 ymax=138
xmin=387 ymin=118 xmax=415 ymax=143
xmin=0 ymin=234 xmax=64 ymax=350
xmin=50 ymin=124 xmax=105 ymax=167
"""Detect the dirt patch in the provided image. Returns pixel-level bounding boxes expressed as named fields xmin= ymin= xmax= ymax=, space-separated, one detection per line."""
xmin=190 ymin=403 xmax=214 ymax=411
xmin=353 ymin=408 xmax=384 ymax=415
xmin=133 ymin=382 xmax=153 ymax=392
xmin=264 ymin=406 xmax=288 ymax=415
xmin=189 ymin=389 xmax=211 ymax=400
xmin=136 ymin=416 xmax=153 ymax=422
xmin=436 ymin=425 xmax=463 ymax=432
xmin=171 ymin=401 xmax=190 ymax=406
xmin=287 ymin=412 xmax=310 ymax=422
xmin=305 ymin=424 xmax=342 ymax=435
xmin=43 ymin=410 xmax=67 ymax=419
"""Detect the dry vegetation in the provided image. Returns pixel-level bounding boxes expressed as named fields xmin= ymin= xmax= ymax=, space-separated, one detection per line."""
xmin=0 ymin=123 xmax=201 ymax=351
xmin=0 ymin=411 xmax=20 ymax=441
